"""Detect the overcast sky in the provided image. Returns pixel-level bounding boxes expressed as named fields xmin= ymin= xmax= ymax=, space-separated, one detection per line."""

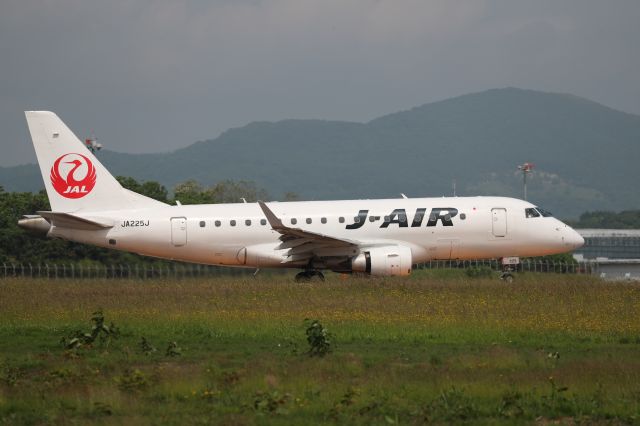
xmin=1 ymin=0 xmax=639 ymax=166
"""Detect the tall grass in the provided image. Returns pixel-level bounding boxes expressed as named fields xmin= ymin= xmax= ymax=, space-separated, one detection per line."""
xmin=1 ymin=273 xmax=639 ymax=424
xmin=1 ymin=273 xmax=637 ymax=340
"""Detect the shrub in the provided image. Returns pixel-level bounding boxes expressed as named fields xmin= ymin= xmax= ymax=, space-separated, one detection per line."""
xmin=139 ymin=337 xmax=157 ymax=355
xmin=304 ymin=319 xmax=332 ymax=357
xmin=61 ymin=309 xmax=120 ymax=350
xmin=165 ymin=341 xmax=182 ymax=357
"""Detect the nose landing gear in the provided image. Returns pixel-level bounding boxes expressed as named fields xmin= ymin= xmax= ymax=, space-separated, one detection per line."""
xmin=500 ymin=256 xmax=519 ymax=283
xmin=500 ymin=270 xmax=514 ymax=283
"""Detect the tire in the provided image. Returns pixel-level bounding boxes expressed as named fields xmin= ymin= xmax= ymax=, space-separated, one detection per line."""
xmin=500 ymin=272 xmax=514 ymax=283
xmin=295 ymin=272 xmax=311 ymax=283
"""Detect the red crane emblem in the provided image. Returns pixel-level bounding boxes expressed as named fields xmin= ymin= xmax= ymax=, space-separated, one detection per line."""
xmin=50 ymin=153 xmax=97 ymax=198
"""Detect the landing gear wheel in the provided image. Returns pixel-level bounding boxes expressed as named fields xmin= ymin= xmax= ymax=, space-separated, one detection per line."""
xmin=294 ymin=271 xmax=325 ymax=283
xmin=295 ymin=272 xmax=311 ymax=283
xmin=500 ymin=272 xmax=514 ymax=283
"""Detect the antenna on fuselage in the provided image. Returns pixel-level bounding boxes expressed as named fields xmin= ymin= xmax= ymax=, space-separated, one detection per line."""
xmin=400 ymin=193 xmax=408 ymax=199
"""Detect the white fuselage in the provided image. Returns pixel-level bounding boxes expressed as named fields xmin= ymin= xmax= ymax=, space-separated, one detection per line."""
xmin=22 ymin=111 xmax=584 ymax=277
xmin=49 ymin=196 xmax=584 ymax=271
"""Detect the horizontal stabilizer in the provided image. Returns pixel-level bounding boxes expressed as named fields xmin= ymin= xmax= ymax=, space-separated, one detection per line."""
xmin=37 ymin=211 xmax=114 ymax=230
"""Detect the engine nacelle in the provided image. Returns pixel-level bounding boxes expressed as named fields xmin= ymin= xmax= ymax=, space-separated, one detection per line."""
xmin=351 ymin=245 xmax=412 ymax=276
xmin=18 ymin=216 xmax=51 ymax=235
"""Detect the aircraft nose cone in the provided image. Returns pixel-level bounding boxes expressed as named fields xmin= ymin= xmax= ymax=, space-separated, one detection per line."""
xmin=566 ymin=228 xmax=584 ymax=249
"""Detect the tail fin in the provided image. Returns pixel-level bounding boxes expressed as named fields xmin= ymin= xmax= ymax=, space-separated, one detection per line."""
xmin=25 ymin=111 xmax=166 ymax=212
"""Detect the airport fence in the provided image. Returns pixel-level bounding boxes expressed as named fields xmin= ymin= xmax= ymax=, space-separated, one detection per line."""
xmin=414 ymin=259 xmax=596 ymax=275
xmin=0 ymin=262 xmax=259 ymax=280
xmin=1 ymin=259 xmax=597 ymax=280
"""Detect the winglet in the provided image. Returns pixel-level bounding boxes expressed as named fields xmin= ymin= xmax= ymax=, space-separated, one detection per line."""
xmin=257 ymin=201 xmax=285 ymax=230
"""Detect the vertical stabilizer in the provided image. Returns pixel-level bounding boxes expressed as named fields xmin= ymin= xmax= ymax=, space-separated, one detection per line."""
xmin=25 ymin=111 xmax=165 ymax=212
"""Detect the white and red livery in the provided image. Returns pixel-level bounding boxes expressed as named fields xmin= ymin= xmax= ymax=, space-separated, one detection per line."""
xmin=20 ymin=111 xmax=584 ymax=280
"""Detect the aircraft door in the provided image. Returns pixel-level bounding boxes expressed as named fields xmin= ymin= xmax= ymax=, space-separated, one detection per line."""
xmin=491 ymin=208 xmax=507 ymax=237
xmin=171 ymin=217 xmax=187 ymax=246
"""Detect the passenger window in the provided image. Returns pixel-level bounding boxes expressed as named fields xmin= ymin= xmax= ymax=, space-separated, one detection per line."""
xmin=260 ymin=219 xmax=267 ymax=225
xmin=306 ymin=218 xmax=312 ymax=224
xmin=321 ymin=217 xmax=327 ymax=224
xmin=339 ymin=217 xmax=345 ymax=223
xmin=369 ymin=216 xmax=376 ymax=222
xmin=354 ymin=216 xmax=360 ymax=223
xmin=525 ymin=208 xmax=540 ymax=218
xmin=460 ymin=213 xmax=466 ymax=220
xmin=199 ymin=221 xmax=206 ymax=227
xmin=245 ymin=219 xmax=251 ymax=226
xmin=215 ymin=220 xmax=221 ymax=227
xmin=230 ymin=220 xmax=236 ymax=226
xmin=291 ymin=218 xmax=297 ymax=225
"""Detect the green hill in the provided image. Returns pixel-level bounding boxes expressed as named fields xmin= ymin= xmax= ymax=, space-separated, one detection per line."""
xmin=2 ymin=88 xmax=639 ymax=217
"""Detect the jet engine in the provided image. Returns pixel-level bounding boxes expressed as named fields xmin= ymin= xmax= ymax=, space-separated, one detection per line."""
xmin=18 ymin=215 xmax=51 ymax=235
xmin=351 ymin=245 xmax=412 ymax=276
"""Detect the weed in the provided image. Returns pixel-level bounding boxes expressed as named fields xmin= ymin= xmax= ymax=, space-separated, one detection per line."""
xmin=304 ymin=319 xmax=332 ymax=357
xmin=328 ymin=387 xmax=359 ymax=420
xmin=253 ymin=390 xmax=291 ymax=415
xmin=538 ymin=376 xmax=573 ymax=417
xmin=498 ymin=390 xmax=526 ymax=419
xmin=165 ymin=341 xmax=181 ymax=357
xmin=0 ymin=364 xmax=20 ymax=386
xmin=61 ymin=309 xmax=120 ymax=350
xmin=139 ymin=336 xmax=157 ymax=355
xmin=116 ymin=368 xmax=149 ymax=392
xmin=425 ymin=387 xmax=480 ymax=422
xmin=46 ymin=368 xmax=80 ymax=386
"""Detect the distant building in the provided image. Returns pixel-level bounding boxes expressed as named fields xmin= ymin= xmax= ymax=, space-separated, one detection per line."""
xmin=574 ymin=229 xmax=640 ymax=280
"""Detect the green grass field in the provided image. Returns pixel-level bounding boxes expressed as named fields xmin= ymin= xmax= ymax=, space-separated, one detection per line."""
xmin=1 ymin=271 xmax=640 ymax=424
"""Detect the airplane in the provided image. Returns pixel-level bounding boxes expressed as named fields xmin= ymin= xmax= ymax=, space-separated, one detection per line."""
xmin=18 ymin=111 xmax=584 ymax=282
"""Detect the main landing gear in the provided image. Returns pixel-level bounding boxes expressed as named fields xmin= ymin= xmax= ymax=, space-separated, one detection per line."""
xmin=294 ymin=270 xmax=325 ymax=283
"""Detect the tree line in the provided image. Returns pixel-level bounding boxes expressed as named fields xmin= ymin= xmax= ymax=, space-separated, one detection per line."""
xmin=1 ymin=178 xmax=638 ymax=265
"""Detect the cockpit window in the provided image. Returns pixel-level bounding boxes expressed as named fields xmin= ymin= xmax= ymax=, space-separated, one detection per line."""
xmin=536 ymin=207 xmax=553 ymax=217
xmin=525 ymin=208 xmax=540 ymax=218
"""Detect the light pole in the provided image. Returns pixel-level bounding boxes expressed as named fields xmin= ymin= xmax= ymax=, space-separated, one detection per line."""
xmin=517 ymin=162 xmax=534 ymax=200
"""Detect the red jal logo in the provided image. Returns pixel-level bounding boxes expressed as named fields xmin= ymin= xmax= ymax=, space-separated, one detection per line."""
xmin=50 ymin=153 xmax=97 ymax=198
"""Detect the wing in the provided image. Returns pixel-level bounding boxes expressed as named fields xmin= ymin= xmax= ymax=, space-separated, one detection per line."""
xmin=258 ymin=201 xmax=359 ymax=264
